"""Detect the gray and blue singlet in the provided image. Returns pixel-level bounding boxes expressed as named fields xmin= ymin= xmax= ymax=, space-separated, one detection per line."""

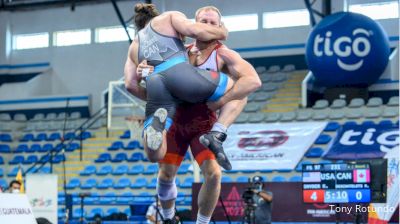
xmin=138 ymin=22 xmax=228 ymax=130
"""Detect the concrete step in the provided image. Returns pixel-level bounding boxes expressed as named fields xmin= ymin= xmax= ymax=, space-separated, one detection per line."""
xmin=263 ymin=108 xmax=295 ymax=113
xmin=269 ymin=97 xmax=300 ymax=102
xmin=275 ymin=92 xmax=300 ymax=97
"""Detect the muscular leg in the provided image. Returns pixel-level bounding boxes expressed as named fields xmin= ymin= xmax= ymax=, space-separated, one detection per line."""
xmin=157 ymin=163 xmax=179 ymax=220
xmin=197 ymin=159 xmax=222 ymax=219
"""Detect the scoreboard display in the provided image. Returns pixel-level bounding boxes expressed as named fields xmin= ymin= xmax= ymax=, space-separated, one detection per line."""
xmin=302 ymin=163 xmax=371 ymax=203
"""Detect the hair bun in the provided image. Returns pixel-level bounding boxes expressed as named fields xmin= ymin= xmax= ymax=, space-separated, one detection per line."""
xmin=134 ymin=3 xmax=155 ymax=14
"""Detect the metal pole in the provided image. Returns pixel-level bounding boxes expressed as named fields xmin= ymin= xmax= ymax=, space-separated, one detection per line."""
xmin=322 ymin=0 xmax=332 ymax=16
xmin=110 ymin=0 xmax=132 ymax=44
xmin=304 ymin=0 xmax=317 ymax=26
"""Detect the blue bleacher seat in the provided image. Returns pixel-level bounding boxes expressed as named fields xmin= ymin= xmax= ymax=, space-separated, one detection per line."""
xmin=66 ymin=178 xmax=81 ymax=189
xmin=147 ymin=178 xmax=157 ymax=189
xmin=143 ymin=164 xmax=159 ymax=175
xmin=0 ymin=134 xmax=12 ymax=142
xmin=241 ymin=169 xmax=257 ymax=173
xmin=108 ymin=141 xmax=124 ymax=151
xmin=95 ymin=153 xmax=111 ymax=163
xmin=97 ymin=178 xmax=114 ymax=189
xmin=7 ymin=167 xmax=19 ymax=177
xmin=272 ymin=176 xmax=286 ymax=182
xmin=124 ymin=140 xmax=141 ymax=150
xmin=66 ymin=143 xmax=80 ymax=152
xmin=289 ymin=176 xmax=302 ymax=182
xmin=77 ymin=131 xmax=92 ymax=140
xmin=184 ymin=196 xmax=192 ymax=205
xmin=0 ymin=179 xmax=7 ymax=189
xmin=97 ymin=165 xmax=113 ymax=176
xmin=314 ymin=134 xmax=332 ymax=144
xmin=221 ymin=176 xmax=233 ymax=183
xmin=176 ymin=192 xmax=185 ymax=203
xmin=64 ymin=132 xmax=76 ymax=140
xmin=38 ymin=167 xmax=50 ymax=174
xmin=184 ymin=152 xmax=191 ymax=161
xmin=277 ymin=169 xmax=292 ymax=173
xmin=81 ymin=178 xmax=97 ymax=190
xmin=0 ymin=144 xmax=11 ymax=153
xmin=88 ymin=208 xmax=103 ymax=219
xmin=120 ymin=130 xmax=130 ymax=139
xmin=53 ymin=143 xmax=65 ymax=152
xmin=236 ymin=176 xmax=250 ymax=183
xmin=84 ymin=193 xmax=100 ymax=205
xmin=111 ymin=152 xmax=128 ymax=163
xmin=39 ymin=143 xmax=53 ymax=153
xmin=296 ymin=160 xmax=313 ymax=172
xmin=0 ymin=156 xmax=3 ymax=164
xmin=73 ymin=208 xmax=84 ymax=219
xmin=379 ymin=120 xmax=393 ymax=126
xmin=15 ymin=144 xmax=28 ymax=153
xmin=114 ymin=178 xmax=131 ymax=189
xmin=344 ymin=121 xmax=357 ymax=126
xmin=175 ymin=178 xmax=181 ymax=188
xmin=105 ymin=208 xmax=119 ymax=216
xmin=177 ymin=163 xmax=191 ymax=174
xmin=133 ymin=192 xmax=152 ymax=203
xmin=181 ymin=177 xmax=194 ymax=188
xmin=112 ymin=165 xmax=129 ymax=175
xmin=128 ymin=164 xmax=144 ymax=175
xmin=324 ymin=121 xmax=341 ymax=132
xmin=362 ymin=120 xmax=375 ymax=126
xmin=305 ymin=147 xmax=324 ymax=158
xmin=20 ymin=133 xmax=34 ymax=142
xmin=131 ymin=178 xmax=147 ymax=189
xmin=58 ymin=208 xmax=64 ymax=219
xmin=80 ymin=165 xmax=96 ymax=176
xmin=52 ymin=154 xmax=65 ymax=163
xmin=34 ymin=133 xmax=47 ymax=141
xmin=117 ymin=192 xmax=134 ymax=204
xmin=99 ymin=192 xmax=117 ymax=204
xmin=27 ymin=144 xmax=41 ymax=153
xmin=40 ymin=154 xmax=51 ymax=163
xmin=127 ymin=152 xmax=144 ymax=162
xmin=0 ymin=168 xmax=3 ymax=177
xmin=24 ymin=155 xmax=38 ymax=164
xmin=9 ymin=155 xmax=24 ymax=165
xmin=48 ymin=132 xmax=61 ymax=141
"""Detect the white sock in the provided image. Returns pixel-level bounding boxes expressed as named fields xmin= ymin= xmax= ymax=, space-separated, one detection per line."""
xmin=161 ymin=207 xmax=175 ymax=220
xmin=196 ymin=213 xmax=211 ymax=224
xmin=211 ymin=122 xmax=227 ymax=133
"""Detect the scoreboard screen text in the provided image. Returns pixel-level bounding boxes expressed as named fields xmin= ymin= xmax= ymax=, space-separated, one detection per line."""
xmin=302 ymin=163 xmax=371 ymax=203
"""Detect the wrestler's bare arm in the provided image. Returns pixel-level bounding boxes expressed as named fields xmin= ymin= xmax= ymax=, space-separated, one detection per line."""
xmin=169 ymin=11 xmax=227 ymax=42
xmin=124 ymin=41 xmax=147 ymax=101
xmin=217 ymin=47 xmax=261 ymax=104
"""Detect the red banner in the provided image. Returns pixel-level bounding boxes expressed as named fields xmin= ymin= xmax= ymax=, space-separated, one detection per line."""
xmin=192 ymin=183 xmax=399 ymax=222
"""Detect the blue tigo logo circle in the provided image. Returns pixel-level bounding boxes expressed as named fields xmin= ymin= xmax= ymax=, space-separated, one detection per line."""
xmin=305 ymin=12 xmax=390 ymax=87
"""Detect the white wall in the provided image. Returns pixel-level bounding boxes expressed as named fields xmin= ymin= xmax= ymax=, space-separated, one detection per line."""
xmin=0 ymin=0 xmax=398 ymax=112
xmin=1 ymin=1 xmax=135 ymax=112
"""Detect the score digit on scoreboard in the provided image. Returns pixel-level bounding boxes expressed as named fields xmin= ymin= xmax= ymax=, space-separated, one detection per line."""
xmin=302 ymin=163 xmax=372 ymax=203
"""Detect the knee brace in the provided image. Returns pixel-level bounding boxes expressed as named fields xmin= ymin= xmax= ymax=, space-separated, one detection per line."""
xmin=157 ymin=178 xmax=177 ymax=201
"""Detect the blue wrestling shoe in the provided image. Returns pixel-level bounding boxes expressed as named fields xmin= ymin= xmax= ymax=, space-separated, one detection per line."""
xmin=199 ymin=131 xmax=232 ymax=170
xmin=145 ymin=108 xmax=168 ymax=151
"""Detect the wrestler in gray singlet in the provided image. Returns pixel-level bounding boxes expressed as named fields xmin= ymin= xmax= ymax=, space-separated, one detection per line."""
xmin=138 ymin=22 xmax=228 ymax=130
